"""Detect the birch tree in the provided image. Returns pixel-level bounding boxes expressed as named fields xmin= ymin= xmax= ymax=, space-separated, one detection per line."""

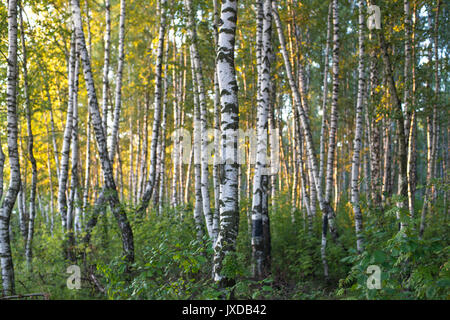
xmin=19 ymin=5 xmax=38 ymax=269
xmin=213 ymin=0 xmax=240 ymax=287
xmin=109 ymin=0 xmax=126 ymax=162
xmin=185 ymin=0 xmax=215 ymax=240
xmin=71 ymin=0 xmax=134 ymax=265
xmin=101 ymin=0 xmax=111 ymax=138
xmin=251 ymin=0 xmax=272 ymax=280
xmin=138 ymin=0 xmax=167 ymax=216
xmin=350 ymin=0 xmax=366 ymax=253
xmin=1 ymin=0 xmax=20 ymax=295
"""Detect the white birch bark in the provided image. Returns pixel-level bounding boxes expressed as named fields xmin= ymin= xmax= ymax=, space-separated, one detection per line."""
xmin=71 ymin=0 xmax=134 ymax=264
xmin=19 ymin=5 xmax=38 ymax=268
xmin=323 ymin=0 xmax=340 ymax=241
xmin=109 ymin=0 xmax=126 ymax=163
xmin=185 ymin=0 xmax=214 ymax=240
xmin=191 ymin=57 xmax=205 ymax=240
xmin=213 ymin=0 xmax=240 ymax=287
xmin=319 ymin=2 xmax=332 ymax=189
xmin=58 ymin=31 xmax=76 ymax=232
xmin=350 ymin=0 xmax=366 ymax=253
xmin=251 ymin=0 xmax=272 ymax=279
xmin=138 ymin=0 xmax=167 ymax=215
xmin=101 ymin=0 xmax=111 ymax=139
xmin=212 ymin=0 xmax=221 ymax=241
xmin=1 ymin=0 xmax=20 ymax=295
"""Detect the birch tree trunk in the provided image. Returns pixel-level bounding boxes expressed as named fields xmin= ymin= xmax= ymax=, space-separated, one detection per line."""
xmin=101 ymin=0 xmax=111 ymax=139
xmin=158 ymin=47 xmax=169 ymax=215
xmin=212 ymin=0 xmax=221 ymax=240
xmin=185 ymin=0 xmax=214 ymax=240
xmin=368 ymin=45 xmax=382 ymax=208
xmin=251 ymin=0 xmax=272 ymax=279
xmin=323 ymin=0 xmax=340 ymax=242
xmin=1 ymin=0 xmax=20 ymax=295
xmin=20 ymin=5 xmax=38 ymax=269
xmin=58 ymin=31 xmax=76 ymax=232
xmin=213 ymin=0 xmax=240 ymax=288
xmin=109 ymin=0 xmax=126 ymax=163
xmin=171 ymin=43 xmax=179 ymax=208
xmin=67 ymin=56 xmax=80 ymax=261
xmin=191 ymin=57 xmax=205 ymax=240
xmin=71 ymin=0 xmax=134 ymax=265
xmin=350 ymin=0 xmax=365 ymax=253
xmin=138 ymin=0 xmax=167 ymax=216
xmin=0 ymin=140 xmax=4 ymax=203
xmin=319 ymin=2 xmax=332 ymax=189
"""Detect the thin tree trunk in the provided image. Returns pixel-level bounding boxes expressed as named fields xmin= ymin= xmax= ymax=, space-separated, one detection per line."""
xmin=251 ymin=0 xmax=272 ymax=279
xmin=71 ymin=0 xmax=134 ymax=265
xmin=58 ymin=31 xmax=76 ymax=232
xmin=20 ymin=5 xmax=38 ymax=269
xmin=67 ymin=55 xmax=80 ymax=261
xmin=1 ymin=0 xmax=20 ymax=295
xmin=350 ymin=0 xmax=366 ymax=253
xmin=323 ymin=0 xmax=340 ymax=242
xmin=212 ymin=0 xmax=221 ymax=242
xmin=138 ymin=0 xmax=167 ymax=216
xmin=185 ymin=0 xmax=214 ymax=240
xmin=420 ymin=0 xmax=441 ymax=238
xmin=101 ymin=0 xmax=111 ymax=139
xmin=319 ymin=2 xmax=332 ymax=189
xmin=191 ymin=56 xmax=204 ymax=240
xmin=109 ymin=0 xmax=126 ymax=163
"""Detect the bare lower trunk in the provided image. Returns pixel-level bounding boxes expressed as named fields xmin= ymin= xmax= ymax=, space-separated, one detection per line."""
xmin=1 ymin=0 xmax=20 ymax=295
xmin=350 ymin=0 xmax=366 ymax=253
xmin=20 ymin=6 xmax=38 ymax=269
xmin=213 ymin=0 xmax=240 ymax=288
xmin=71 ymin=0 xmax=134 ymax=265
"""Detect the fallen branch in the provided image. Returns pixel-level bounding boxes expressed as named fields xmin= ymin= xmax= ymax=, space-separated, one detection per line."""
xmin=0 ymin=292 xmax=50 ymax=300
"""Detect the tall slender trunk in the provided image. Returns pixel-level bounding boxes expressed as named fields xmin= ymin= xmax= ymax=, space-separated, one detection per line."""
xmin=109 ymin=0 xmax=126 ymax=163
xmin=58 ymin=31 xmax=76 ymax=232
xmin=71 ymin=0 xmax=134 ymax=265
xmin=323 ymin=0 xmax=340 ymax=241
xmin=252 ymin=0 xmax=272 ymax=279
xmin=191 ymin=57 xmax=204 ymax=240
xmin=319 ymin=3 xmax=332 ymax=189
xmin=0 ymin=140 xmax=4 ymax=204
xmin=1 ymin=0 xmax=20 ymax=295
xmin=213 ymin=0 xmax=240 ymax=288
xmin=185 ymin=0 xmax=214 ymax=240
xmin=350 ymin=0 xmax=366 ymax=253
xmin=138 ymin=0 xmax=167 ymax=216
xmin=212 ymin=0 xmax=221 ymax=240
xmin=82 ymin=112 xmax=91 ymax=224
xmin=171 ymin=42 xmax=179 ymax=208
xmin=20 ymin=5 xmax=38 ymax=269
xmin=101 ymin=0 xmax=111 ymax=139
xmin=420 ymin=0 xmax=441 ymax=238
xmin=67 ymin=55 xmax=80 ymax=261
xmin=158 ymin=41 xmax=169 ymax=215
